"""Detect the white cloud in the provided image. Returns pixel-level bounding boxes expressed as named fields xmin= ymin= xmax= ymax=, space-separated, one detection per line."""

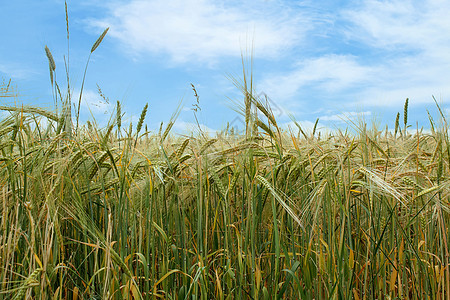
xmin=81 ymin=0 xmax=450 ymax=118
xmin=173 ymin=119 xmax=216 ymax=134
xmin=342 ymin=0 xmax=450 ymax=55
xmin=0 ymin=110 xmax=9 ymax=119
xmin=88 ymin=0 xmax=310 ymax=64
xmin=320 ymin=111 xmax=372 ymax=122
xmin=340 ymin=0 xmax=450 ymax=107
xmin=261 ymin=0 xmax=450 ymax=110
xmin=443 ymin=107 xmax=450 ymax=118
xmin=281 ymin=120 xmax=315 ymax=131
xmin=0 ymin=63 xmax=36 ymax=79
xmin=280 ymin=120 xmax=333 ymax=136
xmin=356 ymin=86 xmax=450 ymax=107
xmin=72 ymin=89 xmax=112 ymax=115
xmin=260 ymin=55 xmax=376 ymax=104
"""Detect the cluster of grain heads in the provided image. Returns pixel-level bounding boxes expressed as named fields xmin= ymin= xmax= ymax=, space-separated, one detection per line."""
xmin=1 ymin=92 xmax=449 ymax=298
xmin=41 ymin=3 xmax=110 ymax=139
xmin=10 ymin=268 xmax=42 ymax=300
xmin=2 ymin=30 xmax=450 ymax=298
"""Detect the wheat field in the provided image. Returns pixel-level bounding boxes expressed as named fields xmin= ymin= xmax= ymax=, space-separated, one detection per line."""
xmin=0 ymin=17 xmax=449 ymax=299
xmin=1 ymin=82 xmax=449 ymax=299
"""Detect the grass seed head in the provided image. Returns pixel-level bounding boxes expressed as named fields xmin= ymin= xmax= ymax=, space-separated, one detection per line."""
xmin=404 ymin=98 xmax=409 ymax=127
xmin=136 ymin=103 xmax=148 ymax=135
xmin=45 ymin=45 xmax=56 ymax=71
xmin=91 ymin=27 xmax=109 ymax=53
xmin=116 ymin=101 xmax=122 ymax=130
xmin=65 ymin=1 xmax=69 ymax=39
xmin=395 ymin=112 xmax=400 ymax=136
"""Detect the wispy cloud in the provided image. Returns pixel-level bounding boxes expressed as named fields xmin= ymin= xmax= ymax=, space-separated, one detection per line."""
xmin=341 ymin=0 xmax=450 ymax=106
xmin=342 ymin=0 xmax=450 ymax=55
xmin=280 ymin=120 xmax=332 ymax=135
xmin=0 ymin=62 xmax=36 ymax=79
xmin=260 ymin=55 xmax=376 ymax=104
xmin=72 ymin=89 xmax=112 ymax=116
xmin=260 ymin=0 xmax=450 ymax=112
xmin=281 ymin=120 xmax=316 ymax=131
xmin=88 ymin=0 xmax=311 ymax=64
xmin=173 ymin=119 xmax=216 ymax=134
xmin=76 ymin=0 xmax=450 ymax=128
xmin=320 ymin=111 xmax=371 ymax=122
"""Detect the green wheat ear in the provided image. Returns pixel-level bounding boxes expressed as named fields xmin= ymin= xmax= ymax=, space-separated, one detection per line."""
xmin=403 ymin=98 xmax=409 ymax=127
xmin=312 ymin=117 xmax=319 ymax=137
xmin=128 ymin=122 xmax=133 ymax=136
xmin=135 ymin=103 xmax=148 ymax=147
xmin=136 ymin=103 xmax=148 ymax=135
xmin=403 ymin=98 xmax=409 ymax=138
xmin=91 ymin=27 xmax=109 ymax=53
xmin=394 ymin=112 xmax=400 ymax=138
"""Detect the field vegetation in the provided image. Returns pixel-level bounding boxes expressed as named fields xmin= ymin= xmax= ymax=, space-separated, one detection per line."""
xmin=0 ymin=8 xmax=449 ymax=299
xmin=1 ymin=78 xmax=450 ymax=299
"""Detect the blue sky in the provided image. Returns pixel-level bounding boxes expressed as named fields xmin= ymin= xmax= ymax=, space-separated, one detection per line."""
xmin=1 ymin=0 xmax=450 ymax=133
